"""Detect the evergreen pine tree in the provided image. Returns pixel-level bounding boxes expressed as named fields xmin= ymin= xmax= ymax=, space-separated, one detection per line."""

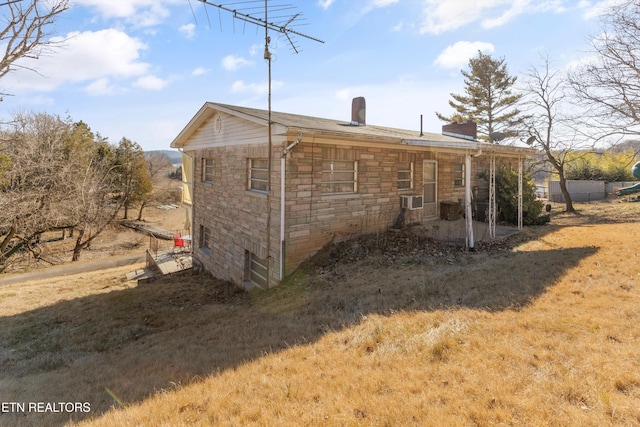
xmin=436 ymin=51 xmax=526 ymax=142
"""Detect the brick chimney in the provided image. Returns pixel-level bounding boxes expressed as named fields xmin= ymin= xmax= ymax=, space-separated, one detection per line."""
xmin=351 ymin=97 xmax=366 ymax=126
xmin=442 ymin=120 xmax=477 ymax=141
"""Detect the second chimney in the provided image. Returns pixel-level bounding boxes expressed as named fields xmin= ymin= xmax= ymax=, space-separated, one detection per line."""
xmin=442 ymin=120 xmax=477 ymax=141
xmin=351 ymin=97 xmax=366 ymax=126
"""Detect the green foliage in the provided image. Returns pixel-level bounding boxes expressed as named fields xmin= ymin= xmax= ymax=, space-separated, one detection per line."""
xmin=495 ymin=165 xmax=547 ymax=226
xmin=436 ymin=51 xmax=526 ymax=141
xmin=563 ymin=150 xmax=638 ymax=181
xmin=115 ymin=138 xmax=152 ymax=219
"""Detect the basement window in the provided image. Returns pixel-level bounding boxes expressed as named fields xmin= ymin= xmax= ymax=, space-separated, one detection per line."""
xmin=199 ymin=225 xmax=211 ymax=253
xmin=321 ymin=160 xmax=358 ymax=194
xmin=246 ymin=251 xmax=268 ymax=288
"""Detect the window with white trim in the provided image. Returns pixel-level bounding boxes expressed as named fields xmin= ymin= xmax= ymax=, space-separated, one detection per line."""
xmin=397 ymin=161 xmax=414 ymax=190
xmin=454 ymin=163 xmax=465 ymax=187
xmin=248 ymin=158 xmax=268 ymax=193
xmin=202 ymin=158 xmax=214 ymax=183
xmin=321 ymin=160 xmax=358 ymax=194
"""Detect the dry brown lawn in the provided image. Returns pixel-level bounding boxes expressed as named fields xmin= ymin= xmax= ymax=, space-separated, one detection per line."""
xmin=1 ymin=200 xmax=639 ymax=426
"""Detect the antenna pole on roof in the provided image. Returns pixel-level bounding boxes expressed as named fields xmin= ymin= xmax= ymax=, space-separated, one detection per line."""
xmin=195 ymin=0 xmax=323 ymax=288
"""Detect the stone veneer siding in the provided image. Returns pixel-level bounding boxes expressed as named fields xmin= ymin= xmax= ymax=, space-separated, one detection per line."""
xmin=192 ymin=143 xmax=281 ymax=287
xmin=191 ymin=137 xmax=520 ymax=287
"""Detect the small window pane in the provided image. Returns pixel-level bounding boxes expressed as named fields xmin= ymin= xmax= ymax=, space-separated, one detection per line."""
xmin=397 ymin=162 xmax=413 ymax=190
xmin=322 ymin=159 xmax=357 ymax=194
xmin=249 ymin=253 xmax=268 ymax=287
xmin=249 ymin=158 xmax=269 ymax=193
xmin=202 ymin=158 xmax=214 ymax=182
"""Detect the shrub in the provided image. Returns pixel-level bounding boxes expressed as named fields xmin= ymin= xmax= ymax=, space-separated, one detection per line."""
xmin=496 ymin=165 xmax=547 ymax=226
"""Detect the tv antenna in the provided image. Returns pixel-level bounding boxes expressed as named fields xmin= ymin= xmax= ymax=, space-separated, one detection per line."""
xmin=194 ymin=0 xmax=323 ymax=288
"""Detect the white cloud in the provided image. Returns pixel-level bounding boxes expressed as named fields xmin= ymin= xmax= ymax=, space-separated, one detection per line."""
xmin=222 ymin=55 xmax=254 ymax=71
xmin=231 ymin=80 xmax=283 ymax=95
xmin=579 ymin=0 xmax=626 ymax=19
xmin=3 ymin=29 xmax=149 ymax=92
xmin=434 ymin=41 xmax=495 ymax=69
xmin=419 ymin=0 xmax=566 ymax=34
xmin=179 ymin=23 xmax=196 ymax=39
xmin=192 ymin=67 xmax=208 ymax=76
xmin=73 ymin=0 xmax=178 ymax=27
xmin=84 ymin=77 xmax=117 ymax=96
xmin=318 ymin=0 xmax=335 ymax=9
xmin=249 ymin=44 xmax=263 ymax=57
xmin=133 ymin=75 xmax=170 ymax=90
xmin=371 ymin=0 xmax=399 ymax=6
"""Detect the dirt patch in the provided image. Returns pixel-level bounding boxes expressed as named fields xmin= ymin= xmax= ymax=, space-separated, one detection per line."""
xmin=2 ymin=205 xmax=189 ymax=273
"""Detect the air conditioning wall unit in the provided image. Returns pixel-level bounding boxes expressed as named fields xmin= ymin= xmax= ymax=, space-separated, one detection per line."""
xmin=400 ymin=195 xmax=423 ymax=210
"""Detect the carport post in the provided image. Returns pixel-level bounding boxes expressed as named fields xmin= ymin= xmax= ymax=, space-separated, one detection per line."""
xmin=465 ymin=153 xmax=474 ymax=250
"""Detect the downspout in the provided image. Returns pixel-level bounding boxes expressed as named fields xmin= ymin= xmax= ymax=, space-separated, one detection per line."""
xmin=280 ymin=132 xmax=303 ymax=280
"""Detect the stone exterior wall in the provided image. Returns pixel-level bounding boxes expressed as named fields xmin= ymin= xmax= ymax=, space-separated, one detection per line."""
xmin=282 ymin=142 xmax=477 ymax=276
xmin=189 ymin=135 xmax=520 ymax=287
xmin=191 ymin=143 xmax=281 ymax=287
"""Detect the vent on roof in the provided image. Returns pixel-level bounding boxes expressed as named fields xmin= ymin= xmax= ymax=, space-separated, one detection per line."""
xmin=351 ymin=97 xmax=366 ymax=126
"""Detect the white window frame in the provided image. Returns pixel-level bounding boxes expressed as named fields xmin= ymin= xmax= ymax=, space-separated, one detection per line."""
xmin=321 ymin=159 xmax=358 ymax=194
xmin=397 ymin=161 xmax=414 ymax=190
xmin=248 ymin=158 xmax=269 ymax=193
xmin=454 ymin=163 xmax=465 ymax=187
xmin=202 ymin=158 xmax=214 ymax=183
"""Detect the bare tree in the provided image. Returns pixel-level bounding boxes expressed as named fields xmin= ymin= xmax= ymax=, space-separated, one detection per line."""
xmin=569 ymin=0 xmax=640 ymax=139
xmin=522 ymin=55 xmax=590 ymax=212
xmin=0 ymin=114 xmax=124 ymax=267
xmin=0 ymin=0 xmax=69 ymax=95
xmin=0 ymin=112 xmax=78 ymax=268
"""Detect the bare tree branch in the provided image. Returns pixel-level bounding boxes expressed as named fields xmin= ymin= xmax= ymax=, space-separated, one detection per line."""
xmin=0 ymin=0 xmax=69 ymax=93
xmin=569 ymin=0 xmax=640 ymax=137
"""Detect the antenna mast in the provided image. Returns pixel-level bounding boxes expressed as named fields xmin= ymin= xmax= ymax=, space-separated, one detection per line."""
xmin=195 ymin=0 xmax=323 ymax=288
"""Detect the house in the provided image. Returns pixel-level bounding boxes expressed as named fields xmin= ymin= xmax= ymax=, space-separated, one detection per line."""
xmin=170 ymin=98 xmax=536 ymax=289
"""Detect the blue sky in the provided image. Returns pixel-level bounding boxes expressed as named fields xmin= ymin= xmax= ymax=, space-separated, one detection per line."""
xmin=0 ymin=0 xmax=622 ymax=151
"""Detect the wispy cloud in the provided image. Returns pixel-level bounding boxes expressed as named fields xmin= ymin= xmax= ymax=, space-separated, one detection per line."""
xmin=84 ymin=77 xmax=118 ymax=96
xmin=222 ymin=55 xmax=254 ymax=71
xmin=133 ymin=74 xmax=170 ymax=91
xmin=74 ymin=0 xmax=180 ymax=27
xmin=419 ymin=0 xmax=566 ymax=35
xmin=179 ymin=23 xmax=196 ymax=39
xmin=318 ymin=0 xmax=336 ymax=9
xmin=192 ymin=67 xmax=208 ymax=76
xmin=434 ymin=41 xmax=495 ymax=69
xmin=579 ymin=0 xmax=626 ymax=19
xmin=231 ymin=80 xmax=283 ymax=95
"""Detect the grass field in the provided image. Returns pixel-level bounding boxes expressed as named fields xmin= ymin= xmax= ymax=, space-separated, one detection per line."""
xmin=1 ymin=201 xmax=639 ymax=426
